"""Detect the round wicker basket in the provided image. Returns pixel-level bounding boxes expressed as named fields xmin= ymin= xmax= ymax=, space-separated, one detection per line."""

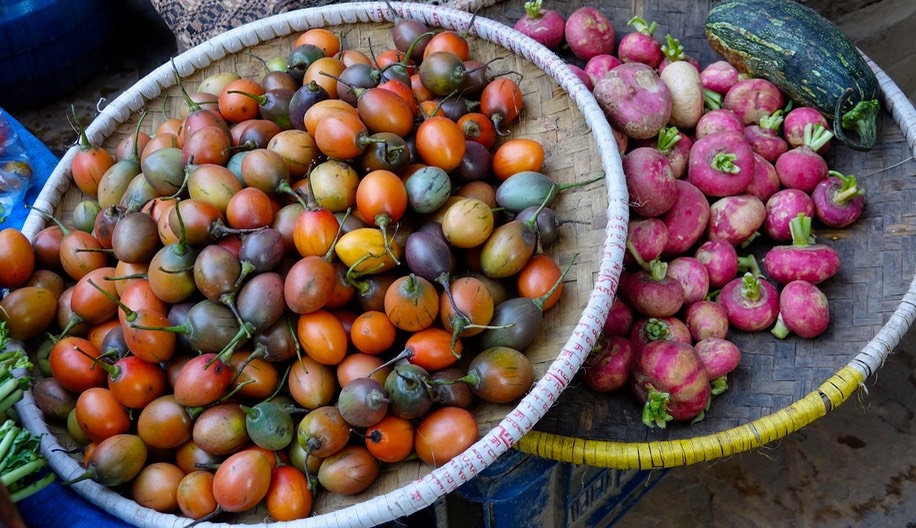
xmin=13 ymin=2 xmax=628 ymax=526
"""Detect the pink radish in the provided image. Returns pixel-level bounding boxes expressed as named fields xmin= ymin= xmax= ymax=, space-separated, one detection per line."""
xmin=594 ymin=62 xmax=672 ymax=140
xmin=567 ymin=64 xmax=593 ymax=91
xmin=763 ymin=213 xmax=840 ymax=285
xmin=688 ymin=131 xmax=754 ymax=197
xmin=775 ymin=123 xmax=832 ymax=194
xmin=604 ymin=296 xmax=635 ymax=336
xmin=631 ymin=340 xmax=711 ymax=427
xmin=625 ymin=217 xmax=669 ymax=269
xmin=582 ymin=335 xmax=635 ymax=392
xmin=694 ymin=337 xmax=741 ymax=395
xmin=623 ymin=147 xmax=677 ymax=217
xmin=783 ymin=107 xmax=830 ymax=151
xmin=764 ymin=189 xmax=815 ymax=242
xmin=744 ymin=154 xmax=781 ymax=203
xmin=706 ymin=194 xmax=766 ymax=246
xmin=564 ymin=6 xmax=615 ymax=60
xmin=629 ymin=316 xmax=692 ymax=353
xmin=514 ymin=0 xmax=567 ymax=50
xmin=618 ymin=17 xmax=663 ymax=67
xmin=667 ymin=256 xmax=710 ymax=306
xmin=700 ymin=60 xmax=740 ymax=95
xmin=771 ymin=280 xmax=830 ymax=339
xmin=744 ymin=110 xmax=789 ymax=163
xmin=660 ymin=179 xmax=709 ymax=257
xmin=722 ymin=78 xmax=785 ymax=126
xmin=620 ymin=260 xmax=685 ymax=317
xmin=585 ymin=54 xmax=622 ymax=87
xmin=656 ymin=126 xmax=692 ymax=179
xmin=718 ymin=272 xmax=780 ymax=332
xmin=695 ymin=108 xmax=745 ymax=139
xmin=695 ymin=239 xmax=738 ymax=289
xmin=812 ymin=170 xmax=865 ymax=228
xmin=684 ymin=300 xmax=729 ymax=342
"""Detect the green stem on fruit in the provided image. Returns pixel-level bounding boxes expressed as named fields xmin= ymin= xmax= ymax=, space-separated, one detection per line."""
xmin=739 ymin=272 xmax=760 ymax=301
xmin=523 ymin=0 xmax=543 ymax=19
xmin=827 ymin=170 xmax=864 ymax=204
xmin=641 ymin=385 xmax=673 ymax=428
xmin=627 ymin=16 xmax=657 ymax=36
xmin=648 ymin=258 xmax=668 ymax=282
xmin=710 ymin=375 xmax=729 ymax=396
xmin=703 ymin=89 xmax=723 ymax=111
xmin=837 ymin=94 xmax=879 ymax=151
xmin=532 ymin=252 xmax=579 ymax=312
xmin=626 ymin=240 xmax=648 ymax=271
xmin=758 ymin=109 xmax=785 ymax=132
xmin=711 ymin=152 xmax=740 ymax=174
xmin=661 ymin=34 xmax=685 ymax=62
xmin=771 ymin=313 xmax=790 ymax=339
xmin=656 ymin=126 xmax=681 ymax=155
xmin=789 ymin=213 xmax=815 ymax=246
xmin=803 ymin=122 xmax=834 ymax=152
xmin=644 ymin=318 xmax=668 ymax=341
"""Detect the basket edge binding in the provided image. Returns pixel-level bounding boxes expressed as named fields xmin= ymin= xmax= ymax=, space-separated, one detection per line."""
xmin=513 ymin=55 xmax=916 ymax=470
xmin=12 ymin=2 xmax=629 ymax=527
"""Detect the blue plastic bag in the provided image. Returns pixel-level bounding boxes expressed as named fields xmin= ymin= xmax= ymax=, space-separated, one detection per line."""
xmin=0 ymin=110 xmax=34 ymax=224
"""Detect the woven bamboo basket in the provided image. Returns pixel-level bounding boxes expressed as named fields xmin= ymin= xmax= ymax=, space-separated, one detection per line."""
xmin=12 ymin=1 xmax=627 ymax=526
xmin=468 ymin=0 xmax=916 ymax=469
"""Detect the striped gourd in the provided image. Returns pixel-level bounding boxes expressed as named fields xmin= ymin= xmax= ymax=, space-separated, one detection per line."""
xmin=705 ymin=0 xmax=880 ymax=151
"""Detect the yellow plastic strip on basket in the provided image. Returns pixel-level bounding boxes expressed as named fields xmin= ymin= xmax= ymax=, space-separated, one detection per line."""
xmin=513 ymin=54 xmax=916 ymax=471
xmin=515 ymin=366 xmax=865 ymax=469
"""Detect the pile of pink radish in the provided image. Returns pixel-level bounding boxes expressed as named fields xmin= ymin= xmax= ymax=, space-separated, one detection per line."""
xmin=515 ymin=3 xmax=865 ymax=427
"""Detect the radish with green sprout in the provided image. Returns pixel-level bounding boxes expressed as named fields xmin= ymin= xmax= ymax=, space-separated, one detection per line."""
xmin=631 ymin=340 xmax=711 ymax=427
xmin=695 ymin=108 xmax=745 ymax=139
xmin=618 ymin=17 xmax=663 ymax=67
xmin=700 ymin=60 xmax=740 ymax=95
xmin=764 ymin=213 xmax=840 ymax=285
xmin=695 ymin=239 xmax=739 ymax=289
xmin=582 ymin=335 xmax=635 ymax=392
xmin=775 ymin=122 xmax=833 ymax=194
xmin=667 ymin=256 xmax=710 ymax=306
xmin=629 ymin=316 xmax=692 ymax=353
xmin=688 ymin=131 xmax=755 ymax=197
xmin=621 ymin=259 xmax=685 ymax=318
xmin=718 ymin=272 xmax=780 ymax=332
xmin=723 ymin=78 xmax=785 ymax=126
xmin=685 ymin=300 xmax=730 ymax=342
xmin=771 ymin=280 xmax=830 ymax=339
xmin=655 ymin=126 xmax=692 ymax=179
xmin=706 ymin=194 xmax=766 ymax=246
xmin=661 ymin=179 xmax=710 ymax=257
xmin=624 ymin=217 xmax=669 ymax=269
xmin=564 ymin=6 xmax=616 ymax=60
xmin=764 ymin=189 xmax=815 ymax=242
xmin=745 ymin=153 xmax=781 ymax=202
xmin=585 ymin=54 xmax=622 ymax=87
xmin=594 ymin=62 xmax=672 ymax=140
xmin=514 ymin=0 xmax=566 ymax=50
xmin=744 ymin=110 xmax=788 ymax=163
xmin=812 ymin=170 xmax=865 ymax=228
xmin=694 ymin=337 xmax=741 ymax=395
xmin=623 ymin=147 xmax=677 ymax=217
xmin=783 ymin=107 xmax=831 ymax=151
xmin=604 ymin=297 xmax=635 ymax=336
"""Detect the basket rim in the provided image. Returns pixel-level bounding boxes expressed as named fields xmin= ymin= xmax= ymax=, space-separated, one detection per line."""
xmin=514 ymin=53 xmax=916 ymax=469
xmin=13 ymin=2 xmax=629 ymax=527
